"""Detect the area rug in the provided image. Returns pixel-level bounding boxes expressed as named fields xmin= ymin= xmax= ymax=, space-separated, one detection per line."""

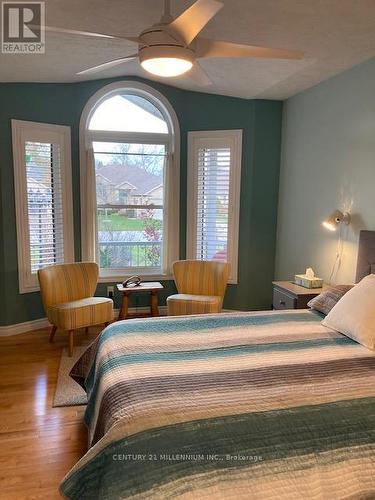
xmin=53 ymin=344 xmax=89 ymax=407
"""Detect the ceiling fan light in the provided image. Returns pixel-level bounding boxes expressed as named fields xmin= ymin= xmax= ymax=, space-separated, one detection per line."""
xmin=139 ymin=44 xmax=195 ymax=78
xmin=141 ymin=57 xmax=193 ymax=77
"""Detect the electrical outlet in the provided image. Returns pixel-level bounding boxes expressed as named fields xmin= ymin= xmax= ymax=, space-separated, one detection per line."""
xmin=107 ymin=286 xmax=114 ymax=299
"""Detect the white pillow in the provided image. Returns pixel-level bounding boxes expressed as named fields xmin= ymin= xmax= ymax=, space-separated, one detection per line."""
xmin=322 ymin=274 xmax=375 ymax=350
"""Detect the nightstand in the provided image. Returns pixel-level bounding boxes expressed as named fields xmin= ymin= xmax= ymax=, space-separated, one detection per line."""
xmin=272 ymin=281 xmax=324 ymax=310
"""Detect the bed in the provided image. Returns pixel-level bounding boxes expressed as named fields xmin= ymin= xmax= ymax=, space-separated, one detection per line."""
xmin=61 ymin=231 xmax=375 ymax=499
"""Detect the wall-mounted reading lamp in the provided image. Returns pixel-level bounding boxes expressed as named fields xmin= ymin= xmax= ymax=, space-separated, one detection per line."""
xmin=322 ymin=210 xmax=351 ymax=231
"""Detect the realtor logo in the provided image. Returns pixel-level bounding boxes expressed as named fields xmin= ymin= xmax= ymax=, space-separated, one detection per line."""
xmin=2 ymin=1 xmax=45 ymax=53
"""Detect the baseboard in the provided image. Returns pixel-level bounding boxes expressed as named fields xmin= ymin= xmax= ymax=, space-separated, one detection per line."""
xmin=0 ymin=317 xmax=51 ymax=336
xmin=0 ymin=306 xmax=168 ymax=337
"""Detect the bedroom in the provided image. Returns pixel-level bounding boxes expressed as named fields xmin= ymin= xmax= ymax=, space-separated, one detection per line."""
xmin=0 ymin=0 xmax=375 ymax=498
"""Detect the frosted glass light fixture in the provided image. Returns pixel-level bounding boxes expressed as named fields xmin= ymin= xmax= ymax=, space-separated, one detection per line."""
xmin=140 ymin=46 xmax=194 ymax=78
xmin=141 ymin=57 xmax=193 ymax=77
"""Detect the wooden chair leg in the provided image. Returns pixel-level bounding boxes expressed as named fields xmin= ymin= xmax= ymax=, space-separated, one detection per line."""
xmin=49 ymin=325 xmax=57 ymax=343
xmin=68 ymin=330 xmax=74 ymax=357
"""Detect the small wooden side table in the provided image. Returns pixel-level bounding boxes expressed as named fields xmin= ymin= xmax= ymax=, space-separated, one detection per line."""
xmin=272 ymin=281 xmax=324 ymax=310
xmin=117 ymin=282 xmax=164 ymax=320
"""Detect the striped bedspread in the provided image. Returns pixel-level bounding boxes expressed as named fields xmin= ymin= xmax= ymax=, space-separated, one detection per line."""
xmin=61 ymin=310 xmax=375 ymax=499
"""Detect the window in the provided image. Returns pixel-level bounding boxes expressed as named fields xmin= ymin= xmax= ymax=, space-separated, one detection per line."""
xmin=93 ymin=141 xmax=165 ymax=272
xmin=12 ymin=120 xmax=74 ymax=293
xmin=187 ymin=130 xmax=242 ymax=283
xmin=80 ymin=82 xmax=180 ymax=280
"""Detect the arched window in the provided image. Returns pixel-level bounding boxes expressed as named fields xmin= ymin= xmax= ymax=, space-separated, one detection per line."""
xmin=80 ymin=81 xmax=180 ymax=279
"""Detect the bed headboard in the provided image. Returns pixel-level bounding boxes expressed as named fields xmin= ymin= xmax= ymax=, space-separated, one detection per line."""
xmin=355 ymin=230 xmax=375 ymax=282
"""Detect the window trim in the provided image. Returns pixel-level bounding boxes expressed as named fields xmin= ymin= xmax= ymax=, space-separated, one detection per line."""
xmin=12 ymin=119 xmax=74 ymax=293
xmin=187 ymin=129 xmax=242 ymax=284
xmin=79 ymin=81 xmax=180 ymax=281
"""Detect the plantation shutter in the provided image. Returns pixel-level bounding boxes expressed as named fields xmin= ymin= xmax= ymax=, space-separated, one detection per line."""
xmin=25 ymin=141 xmax=65 ymax=272
xmin=187 ymin=131 xmax=242 ymax=283
xmin=196 ymin=146 xmax=231 ymax=261
xmin=12 ymin=120 xmax=74 ymax=293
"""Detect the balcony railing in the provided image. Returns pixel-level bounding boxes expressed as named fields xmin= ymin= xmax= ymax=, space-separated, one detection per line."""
xmin=99 ymin=241 xmax=162 ymax=268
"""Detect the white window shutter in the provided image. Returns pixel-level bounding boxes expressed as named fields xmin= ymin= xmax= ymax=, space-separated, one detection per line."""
xmin=12 ymin=120 xmax=74 ymax=293
xmin=187 ymin=130 xmax=242 ymax=283
xmin=25 ymin=141 xmax=65 ymax=272
xmin=196 ymin=146 xmax=231 ymax=261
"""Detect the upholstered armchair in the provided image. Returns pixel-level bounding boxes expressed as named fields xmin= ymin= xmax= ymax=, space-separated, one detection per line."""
xmin=167 ymin=260 xmax=230 ymax=316
xmin=38 ymin=262 xmax=113 ymax=356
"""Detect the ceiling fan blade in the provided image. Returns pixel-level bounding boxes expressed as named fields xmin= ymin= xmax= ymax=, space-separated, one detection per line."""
xmin=77 ymin=55 xmax=138 ymax=76
xmin=43 ymin=25 xmax=140 ymax=43
xmin=188 ymin=62 xmax=212 ymax=86
xmin=168 ymin=0 xmax=223 ymax=46
xmin=196 ymin=38 xmax=304 ymax=60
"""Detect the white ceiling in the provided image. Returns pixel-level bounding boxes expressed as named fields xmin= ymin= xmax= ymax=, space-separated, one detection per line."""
xmin=1 ymin=0 xmax=375 ymax=99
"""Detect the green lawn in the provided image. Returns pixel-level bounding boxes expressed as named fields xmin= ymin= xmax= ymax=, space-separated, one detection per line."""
xmin=98 ymin=213 xmax=145 ymax=231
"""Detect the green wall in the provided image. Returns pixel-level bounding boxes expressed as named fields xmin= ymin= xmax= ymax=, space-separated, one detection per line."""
xmin=276 ymin=57 xmax=375 ymax=284
xmin=0 ymin=174 xmax=4 ymax=325
xmin=0 ymin=77 xmax=282 ymax=325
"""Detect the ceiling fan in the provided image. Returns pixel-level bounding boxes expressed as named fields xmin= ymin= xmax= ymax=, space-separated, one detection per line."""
xmin=42 ymin=0 xmax=303 ymax=85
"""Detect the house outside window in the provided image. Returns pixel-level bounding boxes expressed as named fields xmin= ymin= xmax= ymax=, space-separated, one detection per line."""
xmin=80 ymin=82 xmax=180 ymax=280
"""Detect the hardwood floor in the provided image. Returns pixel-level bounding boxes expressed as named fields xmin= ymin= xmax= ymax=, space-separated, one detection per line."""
xmin=0 ymin=327 xmax=102 ymax=499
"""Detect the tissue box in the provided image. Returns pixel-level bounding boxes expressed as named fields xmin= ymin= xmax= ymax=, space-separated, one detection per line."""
xmin=294 ymin=274 xmax=323 ymax=289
